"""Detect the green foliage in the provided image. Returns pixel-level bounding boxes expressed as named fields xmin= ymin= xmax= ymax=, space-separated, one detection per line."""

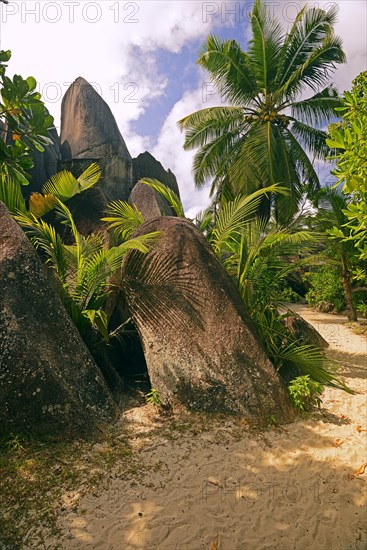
xmin=0 ymin=432 xmax=25 ymax=452
xmin=326 ymin=71 xmax=367 ymax=260
xmin=206 ymin=188 xmax=344 ymax=388
xmin=178 ymin=0 xmax=345 ymax=223
xmin=16 ymin=199 xmax=160 ymax=339
xmin=288 ymin=375 xmax=323 ymax=411
xmin=274 ymin=280 xmax=301 ymax=303
xmin=305 ymin=266 xmax=346 ymax=312
xmin=102 ymin=200 xmax=144 ymax=241
xmin=42 ymin=162 xmax=102 ymax=202
xmin=140 ymin=178 xmax=185 ymax=218
xmin=145 ymin=389 xmax=163 ymax=408
xmin=0 ymin=50 xmax=53 ymax=188
xmin=4 ymin=162 xmax=160 ymax=340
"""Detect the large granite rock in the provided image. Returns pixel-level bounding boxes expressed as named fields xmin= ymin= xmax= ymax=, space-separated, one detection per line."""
xmin=283 ymin=313 xmax=329 ymax=349
xmin=129 ymin=181 xmax=174 ymax=221
xmin=122 ymin=217 xmax=293 ymax=423
xmin=60 ymin=77 xmax=133 ymax=202
xmin=25 ymin=126 xmax=61 ymax=199
xmin=0 ymin=203 xmax=117 ymax=436
xmin=132 ymin=152 xmax=180 ymax=197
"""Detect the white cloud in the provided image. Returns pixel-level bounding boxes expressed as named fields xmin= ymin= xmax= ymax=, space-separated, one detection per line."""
xmin=151 ymin=86 xmax=223 ymax=216
xmin=0 ymin=0 xmax=222 ymax=132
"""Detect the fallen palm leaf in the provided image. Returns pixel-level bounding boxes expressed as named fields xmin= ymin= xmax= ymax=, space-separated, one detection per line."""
xmin=348 ymin=463 xmax=367 ymax=480
xmin=210 ymin=534 xmax=219 ymax=550
xmin=355 ymin=463 xmax=367 ymax=476
xmin=356 ymin=425 xmax=367 ymax=433
xmin=334 ymin=438 xmax=344 ymax=447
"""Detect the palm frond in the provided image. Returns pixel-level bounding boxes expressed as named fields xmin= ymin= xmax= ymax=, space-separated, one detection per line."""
xmin=140 ymin=178 xmax=185 ymax=217
xmin=14 ymin=211 xmax=69 ymax=284
xmin=0 ymin=176 xmax=26 ymax=214
xmin=249 ymin=0 xmax=284 ymax=92
xmin=197 ymin=35 xmax=259 ymax=105
xmin=42 ymin=162 xmax=102 ymax=202
xmin=211 ymin=184 xmax=286 ymax=253
xmin=28 ymin=192 xmax=57 ymax=218
xmin=290 ymin=85 xmax=342 ymax=126
xmin=277 ymin=32 xmax=345 ymax=100
xmin=102 ymin=200 xmax=144 ymax=240
xmin=178 ymin=106 xmax=244 ymax=150
xmin=276 ymin=4 xmax=341 ymax=92
xmin=191 ymin=129 xmax=240 ymax=188
xmin=290 ymin=121 xmax=329 ymax=159
xmin=274 ymin=341 xmax=344 ymax=387
xmin=106 ymin=232 xmax=162 ymax=273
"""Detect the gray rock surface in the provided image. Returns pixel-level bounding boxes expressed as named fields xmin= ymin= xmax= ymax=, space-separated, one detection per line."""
xmin=122 ymin=217 xmax=293 ymax=423
xmin=129 ymin=181 xmax=174 ymax=221
xmin=132 ymin=152 xmax=180 ymax=197
xmin=0 ymin=202 xmax=117 ymax=436
xmin=283 ymin=313 xmax=329 ymax=349
xmin=25 ymin=126 xmax=61 ymax=198
xmin=60 ymin=77 xmax=133 ymax=201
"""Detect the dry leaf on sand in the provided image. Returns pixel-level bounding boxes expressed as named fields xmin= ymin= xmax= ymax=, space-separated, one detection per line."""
xmin=210 ymin=534 xmax=219 ymax=549
xmin=348 ymin=463 xmax=367 ymax=480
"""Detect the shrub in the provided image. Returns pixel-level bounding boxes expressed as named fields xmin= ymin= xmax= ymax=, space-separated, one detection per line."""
xmin=306 ymin=266 xmax=345 ymax=312
xmin=288 ymin=375 xmax=323 ymax=411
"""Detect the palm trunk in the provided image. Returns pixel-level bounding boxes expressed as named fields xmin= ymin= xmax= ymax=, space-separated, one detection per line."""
xmin=341 ymin=255 xmax=357 ymax=321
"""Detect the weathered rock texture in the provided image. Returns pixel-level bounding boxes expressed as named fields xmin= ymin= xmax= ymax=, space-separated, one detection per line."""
xmin=25 ymin=127 xmax=61 ymax=198
xmin=0 ymin=203 xmax=117 ymax=436
xmin=129 ymin=181 xmax=174 ymax=221
xmin=132 ymin=152 xmax=180 ymax=197
xmin=60 ymin=77 xmax=133 ymax=202
xmin=122 ymin=217 xmax=293 ymax=423
xmin=283 ymin=313 xmax=329 ymax=349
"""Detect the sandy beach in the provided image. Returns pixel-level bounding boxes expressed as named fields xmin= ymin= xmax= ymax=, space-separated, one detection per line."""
xmin=36 ymin=306 xmax=367 ymax=550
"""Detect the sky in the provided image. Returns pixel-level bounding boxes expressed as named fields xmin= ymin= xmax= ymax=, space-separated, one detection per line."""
xmin=0 ymin=0 xmax=366 ymax=217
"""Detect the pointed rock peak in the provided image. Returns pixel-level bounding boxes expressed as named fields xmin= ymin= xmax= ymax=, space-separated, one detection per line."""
xmin=72 ymin=76 xmax=90 ymax=86
xmin=60 ymin=77 xmax=131 ymax=162
xmin=132 ymin=151 xmax=180 ymax=198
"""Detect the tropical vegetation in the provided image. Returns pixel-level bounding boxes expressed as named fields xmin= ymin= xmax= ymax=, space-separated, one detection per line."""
xmin=178 ymin=0 xmax=345 ymax=223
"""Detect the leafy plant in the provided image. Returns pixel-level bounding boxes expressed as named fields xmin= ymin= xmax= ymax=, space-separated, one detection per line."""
xmin=102 ymin=200 xmax=145 ymax=241
xmin=288 ymin=375 xmax=323 ymax=411
xmin=0 ymin=50 xmax=53 ymax=188
xmin=0 ymin=432 xmax=25 ymax=452
xmin=326 ymin=71 xmax=367 ymax=261
xmin=16 ymin=199 xmax=160 ymax=339
xmin=145 ymin=389 xmax=163 ymax=408
xmin=305 ymin=266 xmax=346 ymax=312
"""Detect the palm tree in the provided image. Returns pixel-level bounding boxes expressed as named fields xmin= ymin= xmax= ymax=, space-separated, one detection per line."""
xmin=178 ymin=0 xmax=345 ymax=223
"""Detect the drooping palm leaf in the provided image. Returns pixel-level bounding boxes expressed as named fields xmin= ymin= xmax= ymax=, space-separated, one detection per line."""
xmin=102 ymin=200 xmax=145 ymax=240
xmin=140 ymin=178 xmax=185 ymax=217
xmin=197 ymin=35 xmax=259 ymax=105
xmin=28 ymin=192 xmax=57 ymax=218
xmin=42 ymin=162 xmax=102 ymax=202
xmin=0 ymin=176 xmax=26 ymax=214
xmin=211 ymin=184 xmax=286 ymax=253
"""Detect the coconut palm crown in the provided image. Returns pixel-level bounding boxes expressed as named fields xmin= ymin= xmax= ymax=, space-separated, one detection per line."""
xmin=178 ymin=0 xmax=346 ymax=223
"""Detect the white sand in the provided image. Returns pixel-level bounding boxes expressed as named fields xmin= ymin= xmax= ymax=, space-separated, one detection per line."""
xmin=39 ymin=306 xmax=367 ymax=550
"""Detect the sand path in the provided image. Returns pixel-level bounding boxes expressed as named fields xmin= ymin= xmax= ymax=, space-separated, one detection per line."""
xmin=41 ymin=306 xmax=367 ymax=550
